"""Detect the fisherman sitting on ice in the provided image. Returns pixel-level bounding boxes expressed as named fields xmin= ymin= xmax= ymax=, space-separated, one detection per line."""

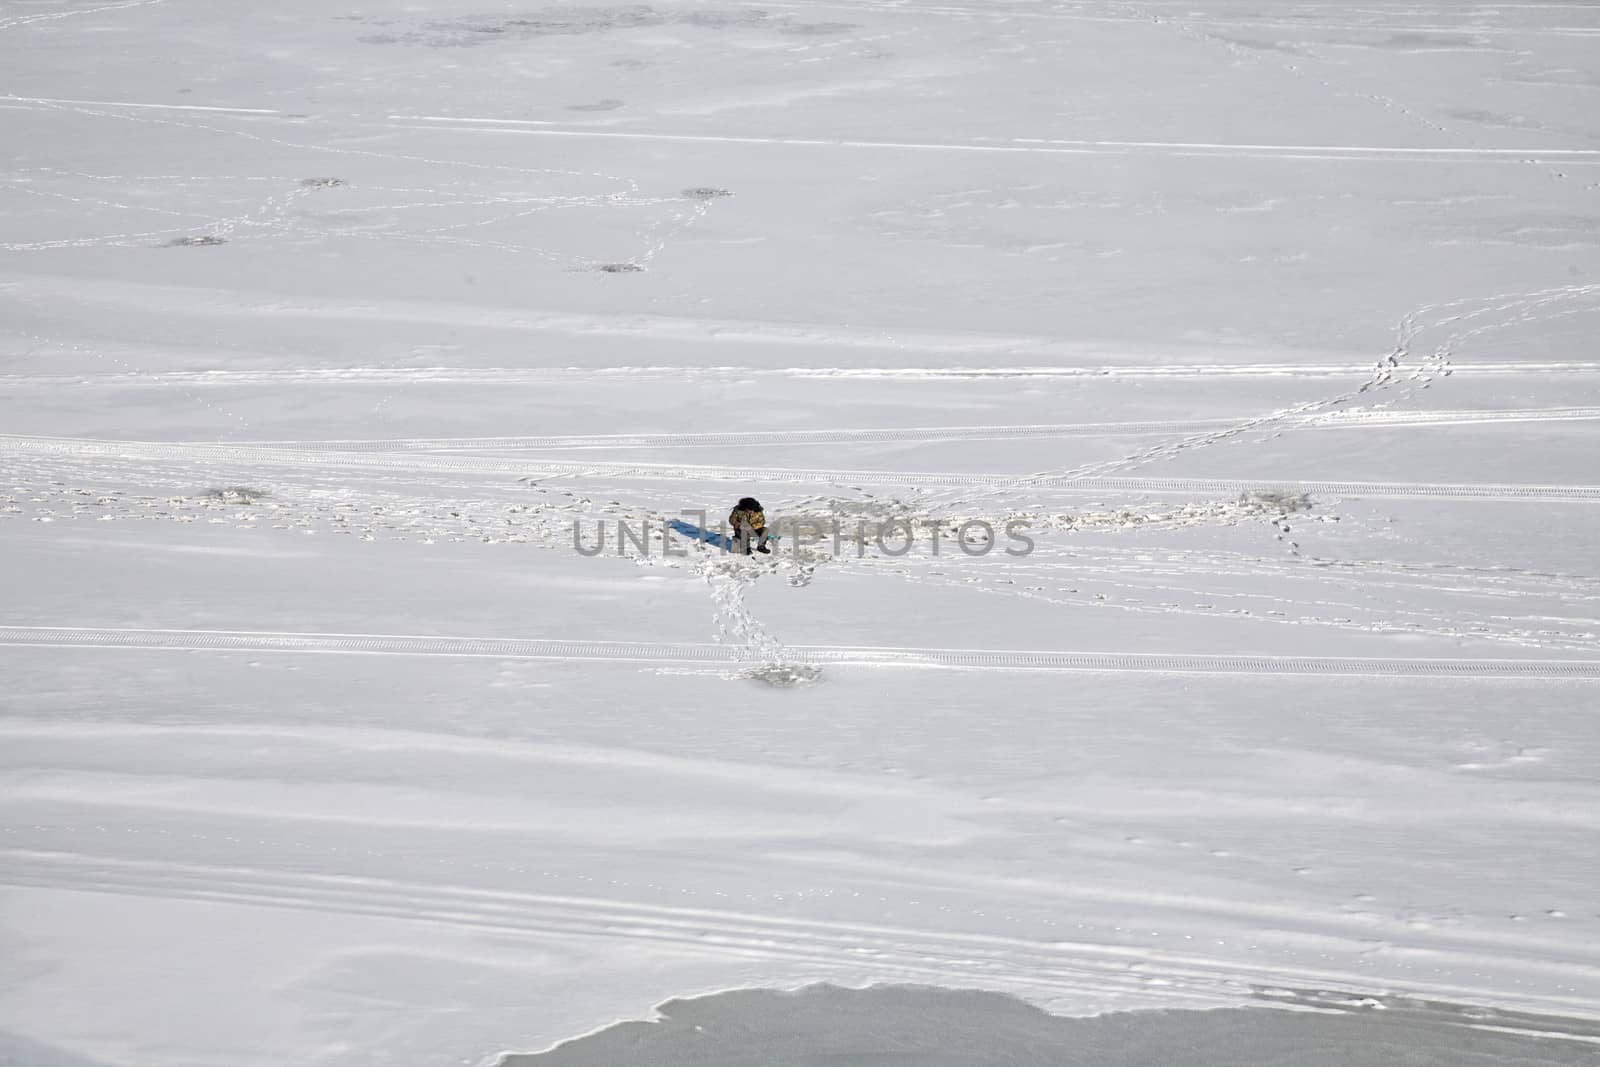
xmin=728 ymin=497 xmax=770 ymax=555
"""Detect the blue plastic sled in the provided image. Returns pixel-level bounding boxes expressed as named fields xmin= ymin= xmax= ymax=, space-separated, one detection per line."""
xmin=667 ymin=519 xmax=779 ymax=553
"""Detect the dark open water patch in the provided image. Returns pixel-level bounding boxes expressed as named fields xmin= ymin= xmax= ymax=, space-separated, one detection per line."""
xmin=500 ymin=983 xmax=1600 ymax=1066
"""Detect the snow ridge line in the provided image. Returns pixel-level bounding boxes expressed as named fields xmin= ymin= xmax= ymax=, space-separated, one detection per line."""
xmin=167 ymin=407 xmax=1600 ymax=452
xmin=6 ymin=363 xmax=1599 ymax=385
xmin=187 ymin=421 xmax=1250 ymax=450
xmin=752 ymin=0 xmax=1600 ymax=36
xmin=5 ymin=435 xmax=1600 ymax=500
xmin=5 ymin=849 xmax=1598 ymax=1022
xmin=398 ymin=122 xmax=1600 ymax=164
xmin=3 ymin=627 xmax=1598 ymax=677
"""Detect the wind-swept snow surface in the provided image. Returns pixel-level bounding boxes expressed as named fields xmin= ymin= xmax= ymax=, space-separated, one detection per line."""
xmin=2 ymin=1 xmax=1599 ymax=1065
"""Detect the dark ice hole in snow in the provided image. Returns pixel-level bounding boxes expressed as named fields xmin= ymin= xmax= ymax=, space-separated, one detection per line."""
xmin=1239 ymin=488 xmax=1312 ymax=513
xmin=741 ymin=664 xmax=823 ymax=688
xmin=497 ymin=983 xmax=1600 ymax=1067
xmin=202 ymin=486 xmax=270 ymax=504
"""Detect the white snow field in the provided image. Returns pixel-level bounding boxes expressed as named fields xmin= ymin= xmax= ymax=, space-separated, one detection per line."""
xmin=3 ymin=0 xmax=1600 ymax=1064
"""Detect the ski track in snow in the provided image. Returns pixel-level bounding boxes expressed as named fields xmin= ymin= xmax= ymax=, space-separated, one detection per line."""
xmin=4 ymin=625 xmax=1599 ymax=676
xmin=386 ymin=122 xmax=1600 ymax=164
xmin=875 ymin=554 xmax=1600 ymax=655
xmin=8 ymin=363 xmax=1600 ymax=386
xmin=9 ymin=94 xmax=1600 ymax=163
xmin=4 ymin=434 xmax=1600 ymax=500
xmin=3 ymin=847 xmax=1598 ymax=1024
xmin=6 ymin=407 xmax=1600 ymax=455
xmin=191 ymin=407 xmax=1600 ymax=449
xmin=754 ymin=0 xmax=1600 ymax=38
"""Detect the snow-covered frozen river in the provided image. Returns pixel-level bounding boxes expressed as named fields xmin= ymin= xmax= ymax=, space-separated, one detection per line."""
xmin=3 ymin=1 xmax=1599 ymax=1064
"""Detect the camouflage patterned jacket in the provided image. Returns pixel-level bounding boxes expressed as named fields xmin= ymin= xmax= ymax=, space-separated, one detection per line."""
xmin=728 ymin=506 xmax=765 ymax=531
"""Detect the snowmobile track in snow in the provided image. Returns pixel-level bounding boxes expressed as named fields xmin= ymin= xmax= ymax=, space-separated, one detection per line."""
xmin=395 ymin=120 xmax=1600 ymax=165
xmin=171 ymin=407 xmax=1600 ymax=452
xmin=3 ymin=627 xmax=1599 ymax=678
xmin=5 ymin=435 xmax=1600 ymax=501
xmin=7 ymin=362 xmax=1600 ymax=387
xmin=752 ymin=0 xmax=1600 ymax=38
xmin=5 ymin=849 xmax=1598 ymax=1023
